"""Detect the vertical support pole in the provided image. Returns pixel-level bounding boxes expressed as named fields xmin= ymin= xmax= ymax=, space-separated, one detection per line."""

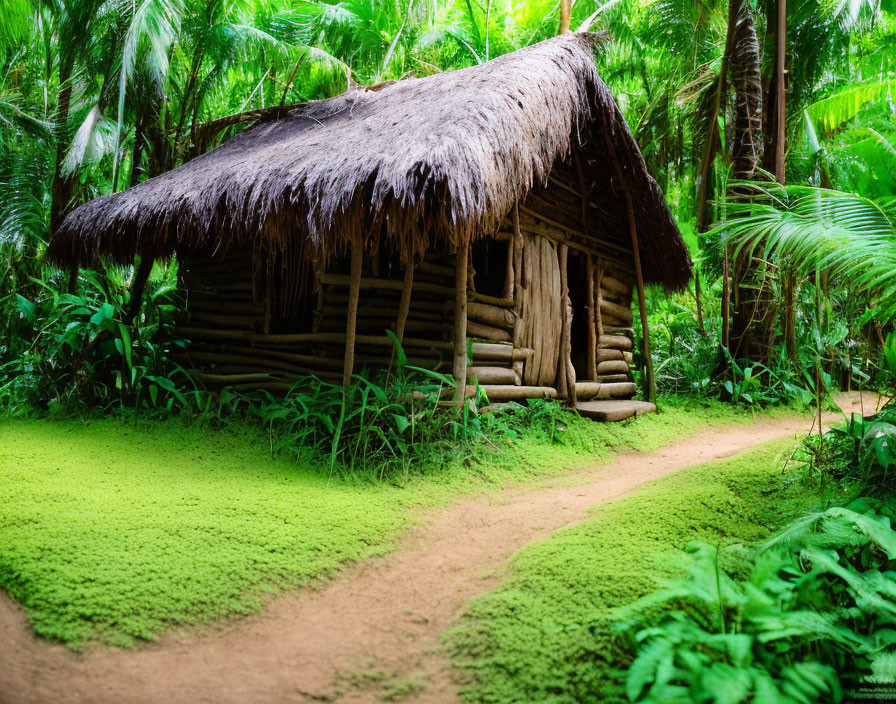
xmin=502 ymin=235 xmax=515 ymax=300
xmin=599 ymin=113 xmax=655 ymax=403
xmin=125 ymin=255 xmax=153 ymax=324
xmin=511 ymin=203 xmax=524 ymax=347
xmin=595 ymin=260 xmax=604 ymax=338
xmin=557 ymin=243 xmax=571 ymax=401
xmin=395 ymin=259 xmax=414 ymax=346
xmin=629 ymin=222 xmax=656 ymax=404
xmin=585 ymin=255 xmax=596 ymax=380
xmin=389 ymin=256 xmax=415 ymax=376
xmin=343 ymin=236 xmax=363 ymax=395
xmin=452 ymin=231 xmax=470 ymax=404
xmin=263 ymin=253 xmax=274 ymax=335
xmin=67 ymin=265 xmax=79 ymax=294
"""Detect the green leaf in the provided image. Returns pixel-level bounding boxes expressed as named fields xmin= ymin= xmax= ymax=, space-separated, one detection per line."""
xmin=15 ymin=294 xmax=36 ymax=323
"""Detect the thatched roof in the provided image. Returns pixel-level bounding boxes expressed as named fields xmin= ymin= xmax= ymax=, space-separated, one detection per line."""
xmin=48 ymin=32 xmax=691 ymax=290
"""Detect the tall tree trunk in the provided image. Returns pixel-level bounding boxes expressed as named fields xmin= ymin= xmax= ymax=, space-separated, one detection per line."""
xmin=49 ymin=58 xmax=74 ymax=235
xmin=727 ymin=0 xmax=774 ymax=362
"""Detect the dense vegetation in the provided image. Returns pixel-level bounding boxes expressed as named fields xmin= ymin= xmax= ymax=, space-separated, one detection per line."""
xmin=2 ymin=0 xmax=894 ymax=435
xmin=2 ymin=1 xmax=896 ymax=702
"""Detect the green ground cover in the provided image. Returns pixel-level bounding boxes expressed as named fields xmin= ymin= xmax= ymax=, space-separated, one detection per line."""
xmin=445 ymin=438 xmax=830 ymax=704
xmin=1 ymin=399 xmax=786 ymax=648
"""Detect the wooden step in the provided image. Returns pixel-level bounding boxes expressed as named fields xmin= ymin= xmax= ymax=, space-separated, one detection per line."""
xmin=575 ymin=400 xmax=657 ymax=422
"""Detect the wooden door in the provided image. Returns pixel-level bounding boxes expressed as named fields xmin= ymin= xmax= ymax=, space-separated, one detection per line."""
xmin=518 ymin=234 xmax=562 ymax=386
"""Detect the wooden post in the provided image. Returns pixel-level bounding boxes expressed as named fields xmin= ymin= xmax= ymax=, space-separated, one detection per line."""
xmin=502 ymin=236 xmax=515 ymax=299
xmin=511 ymin=203 xmax=524 ymax=348
xmin=125 ymin=256 xmax=153 ymax=324
xmin=557 ymin=243 xmax=570 ymax=400
xmin=585 ymin=255 xmax=597 ymax=380
xmin=598 ymin=113 xmax=655 ymax=403
xmin=67 ymin=266 xmax=79 ymax=294
xmin=343 ymin=236 xmax=363 ymax=395
xmin=595 ymin=261 xmax=605 ymax=338
xmin=452 ymin=232 xmax=470 ymax=404
xmin=263 ymin=254 xmax=274 ymax=335
xmin=395 ymin=258 xmax=414 ymax=345
xmin=388 ymin=257 xmax=415 ymax=375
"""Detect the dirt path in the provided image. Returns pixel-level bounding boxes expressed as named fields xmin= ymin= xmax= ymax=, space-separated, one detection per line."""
xmin=0 ymin=393 xmax=880 ymax=704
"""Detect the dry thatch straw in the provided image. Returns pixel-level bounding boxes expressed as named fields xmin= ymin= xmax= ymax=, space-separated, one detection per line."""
xmin=48 ymin=32 xmax=691 ymax=291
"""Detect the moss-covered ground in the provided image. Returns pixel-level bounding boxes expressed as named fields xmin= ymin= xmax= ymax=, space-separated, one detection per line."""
xmin=1 ymin=398 xmax=783 ymax=648
xmin=445 ymin=438 xmax=824 ymax=704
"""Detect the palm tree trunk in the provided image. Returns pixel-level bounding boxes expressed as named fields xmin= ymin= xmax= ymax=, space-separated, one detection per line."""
xmin=49 ymin=57 xmax=74 ymax=235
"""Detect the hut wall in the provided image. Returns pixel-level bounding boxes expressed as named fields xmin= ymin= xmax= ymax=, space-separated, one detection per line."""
xmin=486 ymin=162 xmax=639 ymax=401
xmin=173 ymin=163 xmax=640 ymax=401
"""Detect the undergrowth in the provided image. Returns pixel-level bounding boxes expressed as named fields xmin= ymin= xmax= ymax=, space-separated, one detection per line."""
xmin=445 ymin=438 xmax=830 ymax=704
xmin=0 ymin=398 xmax=774 ymax=648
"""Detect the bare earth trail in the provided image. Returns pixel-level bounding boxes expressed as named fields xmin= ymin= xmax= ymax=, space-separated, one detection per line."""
xmin=0 ymin=393 xmax=880 ymax=704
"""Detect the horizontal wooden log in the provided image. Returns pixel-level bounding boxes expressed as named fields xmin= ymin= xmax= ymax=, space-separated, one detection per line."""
xmin=467 ymin=366 xmax=521 ymax=385
xmin=518 ymin=205 xmax=634 ymax=261
xmin=600 ymin=298 xmax=633 ymax=324
xmin=187 ymin=299 xmax=263 ymax=314
xmin=468 ymin=301 xmax=515 ymax=329
xmin=320 ymin=273 xmax=453 ymax=298
xmin=418 ymin=260 xmax=454 ymax=278
xmin=466 ymin=321 xmax=513 ymax=342
xmin=191 ymin=371 xmax=277 ymax=384
xmin=574 ymin=381 xmax=638 ymax=399
xmin=186 ymin=312 xmax=263 ymax=328
xmin=598 ymin=335 xmax=633 ymax=351
xmin=596 ymin=374 xmax=631 ymax=383
xmin=595 ymin=349 xmax=634 ymax=364
xmin=471 ymin=342 xmax=533 ymax=362
xmin=602 ymin=275 xmax=632 ymax=296
xmin=319 ymin=305 xmax=445 ymax=322
xmin=175 ymin=326 xmax=452 ymax=350
xmin=470 ymin=292 xmax=514 ymax=308
xmin=467 ymin=384 xmax=558 ymax=400
xmin=597 ymin=360 xmax=630 ymax=374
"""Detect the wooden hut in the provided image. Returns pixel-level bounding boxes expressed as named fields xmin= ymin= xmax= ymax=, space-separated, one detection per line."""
xmin=48 ymin=33 xmax=691 ymax=420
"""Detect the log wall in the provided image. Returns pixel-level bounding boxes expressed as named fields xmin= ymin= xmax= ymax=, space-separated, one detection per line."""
xmin=173 ymin=160 xmax=639 ymax=401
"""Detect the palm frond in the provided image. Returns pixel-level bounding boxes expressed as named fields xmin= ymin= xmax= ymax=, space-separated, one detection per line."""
xmin=716 ymin=181 xmax=896 ymax=320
